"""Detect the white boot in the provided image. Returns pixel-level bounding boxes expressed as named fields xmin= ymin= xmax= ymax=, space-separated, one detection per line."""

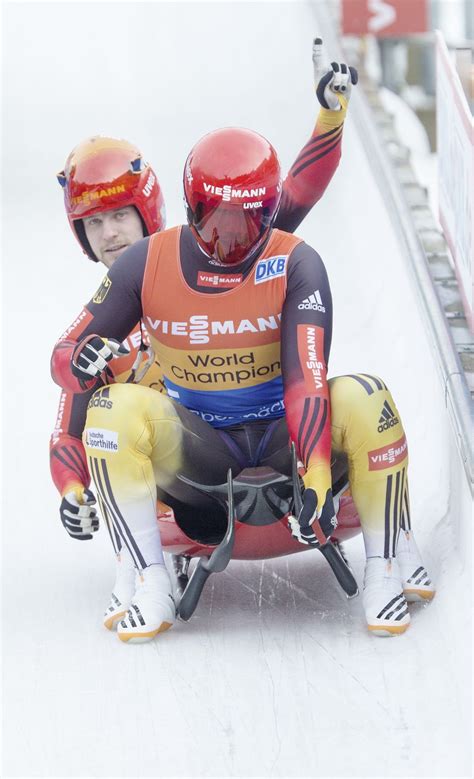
xmin=117 ymin=564 xmax=176 ymax=644
xmin=363 ymin=557 xmax=410 ymax=637
xmin=103 ymin=553 xmax=137 ymax=631
xmin=396 ymin=529 xmax=436 ymax=602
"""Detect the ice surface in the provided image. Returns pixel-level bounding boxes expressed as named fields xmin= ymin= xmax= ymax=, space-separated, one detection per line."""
xmin=2 ymin=2 xmax=471 ymax=777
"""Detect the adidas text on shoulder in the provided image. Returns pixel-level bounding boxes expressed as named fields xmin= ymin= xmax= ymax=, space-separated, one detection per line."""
xmin=298 ymin=290 xmax=326 ymax=312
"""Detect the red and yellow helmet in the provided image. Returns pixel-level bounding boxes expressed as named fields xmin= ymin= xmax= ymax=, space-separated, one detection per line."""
xmin=57 ymin=136 xmax=166 ymax=261
xmin=183 ymin=128 xmax=282 ymax=265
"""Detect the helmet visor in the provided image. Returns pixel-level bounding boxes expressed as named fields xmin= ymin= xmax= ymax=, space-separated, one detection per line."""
xmin=188 ymin=194 xmax=280 ymax=265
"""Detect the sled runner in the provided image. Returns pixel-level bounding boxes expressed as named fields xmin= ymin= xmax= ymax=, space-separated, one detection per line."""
xmin=172 ymin=446 xmax=359 ymax=620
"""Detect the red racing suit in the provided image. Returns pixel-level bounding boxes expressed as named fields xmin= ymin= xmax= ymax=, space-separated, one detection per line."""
xmin=50 ymin=106 xmax=346 ymax=497
xmin=52 ymin=226 xmax=334 ymax=505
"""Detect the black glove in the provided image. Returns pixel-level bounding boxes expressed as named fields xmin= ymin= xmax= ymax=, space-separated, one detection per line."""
xmin=60 ymin=487 xmax=99 ymax=541
xmin=313 ymin=38 xmax=358 ymax=110
xmin=71 ymin=335 xmax=129 ymax=380
xmin=289 ymin=488 xmax=337 ymax=546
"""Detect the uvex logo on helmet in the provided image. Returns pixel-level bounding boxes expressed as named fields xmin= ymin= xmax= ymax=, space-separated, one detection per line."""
xmin=184 ymin=127 xmax=282 ymax=265
xmin=58 ymin=136 xmax=166 ymax=262
xmin=142 ymin=171 xmax=156 ymax=197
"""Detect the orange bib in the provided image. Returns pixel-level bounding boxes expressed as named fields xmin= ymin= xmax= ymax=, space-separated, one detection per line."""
xmin=141 ymin=227 xmax=301 ymax=426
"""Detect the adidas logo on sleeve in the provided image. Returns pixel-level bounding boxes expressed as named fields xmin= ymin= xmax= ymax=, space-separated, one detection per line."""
xmin=378 ymin=400 xmax=399 ymax=433
xmin=298 ymin=290 xmax=326 ymax=312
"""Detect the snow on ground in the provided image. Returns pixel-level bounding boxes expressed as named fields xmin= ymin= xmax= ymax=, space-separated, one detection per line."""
xmin=2 ymin=2 xmax=471 ymax=777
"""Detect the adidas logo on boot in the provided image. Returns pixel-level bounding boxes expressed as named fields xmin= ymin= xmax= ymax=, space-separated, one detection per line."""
xmin=103 ymin=553 xmax=137 ymax=631
xmin=118 ymin=563 xmax=176 ymax=644
xmin=396 ymin=530 xmax=435 ymax=602
xmin=363 ymin=557 xmax=410 ymax=637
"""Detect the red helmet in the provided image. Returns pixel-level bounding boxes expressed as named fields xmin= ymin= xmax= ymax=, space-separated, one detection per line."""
xmin=57 ymin=136 xmax=166 ymax=262
xmin=183 ymin=128 xmax=282 ymax=265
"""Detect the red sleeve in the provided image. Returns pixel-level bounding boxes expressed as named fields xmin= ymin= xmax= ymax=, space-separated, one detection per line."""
xmin=51 ymin=320 xmax=147 ymax=393
xmin=50 ymin=390 xmax=90 ymax=495
xmin=281 ymin=242 xmax=333 ymax=497
xmin=50 ymin=434 xmax=90 ymax=496
xmin=50 ymin=307 xmax=101 ymax=393
xmin=275 ymin=106 xmax=346 ymax=235
xmin=284 ymin=328 xmax=331 ymax=479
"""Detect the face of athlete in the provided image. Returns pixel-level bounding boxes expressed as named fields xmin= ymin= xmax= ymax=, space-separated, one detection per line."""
xmin=83 ymin=205 xmax=144 ymax=267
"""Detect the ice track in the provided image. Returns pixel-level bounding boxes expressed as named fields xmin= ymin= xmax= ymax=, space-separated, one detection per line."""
xmin=2 ymin=2 xmax=471 ymax=777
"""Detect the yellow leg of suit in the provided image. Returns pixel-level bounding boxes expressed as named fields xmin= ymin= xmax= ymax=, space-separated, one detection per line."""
xmin=330 ymin=374 xmax=409 ymax=559
xmin=83 ymin=383 xmax=244 ymax=567
xmin=84 ymin=376 xmax=411 ymax=566
xmin=84 ymin=384 xmax=186 ymax=569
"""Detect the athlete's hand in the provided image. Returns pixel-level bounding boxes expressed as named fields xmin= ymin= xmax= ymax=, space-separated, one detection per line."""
xmin=71 ymin=335 xmax=129 ymax=380
xmin=313 ymin=38 xmax=358 ymax=111
xmin=60 ymin=486 xmax=99 ymax=541
xmin=289 ymin=487 xmax=337 ymax=546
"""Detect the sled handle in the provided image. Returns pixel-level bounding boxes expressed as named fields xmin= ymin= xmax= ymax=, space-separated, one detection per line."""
xmin=178 ymin=470 xmax=236 ymax=621
xmin=291 ymin=443 xmax=303 ymax=515
xmin=178 ymin=562 xmax=210 ymax=621
xmin=319 ymin=542 xmax=359 ymax=598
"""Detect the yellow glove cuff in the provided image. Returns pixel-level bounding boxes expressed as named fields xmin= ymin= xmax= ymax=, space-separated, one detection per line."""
xmin=302 ymin=464 xmax=332 ymax=503
xmin=61 ymin=482 xmax=85 ymax=502
xmin=317 ymin=97 xmax=348 ymax=129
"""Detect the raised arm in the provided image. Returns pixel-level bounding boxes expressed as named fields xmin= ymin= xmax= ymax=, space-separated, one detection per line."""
xmin=276 ymin=39 xmax=358 ymax=234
